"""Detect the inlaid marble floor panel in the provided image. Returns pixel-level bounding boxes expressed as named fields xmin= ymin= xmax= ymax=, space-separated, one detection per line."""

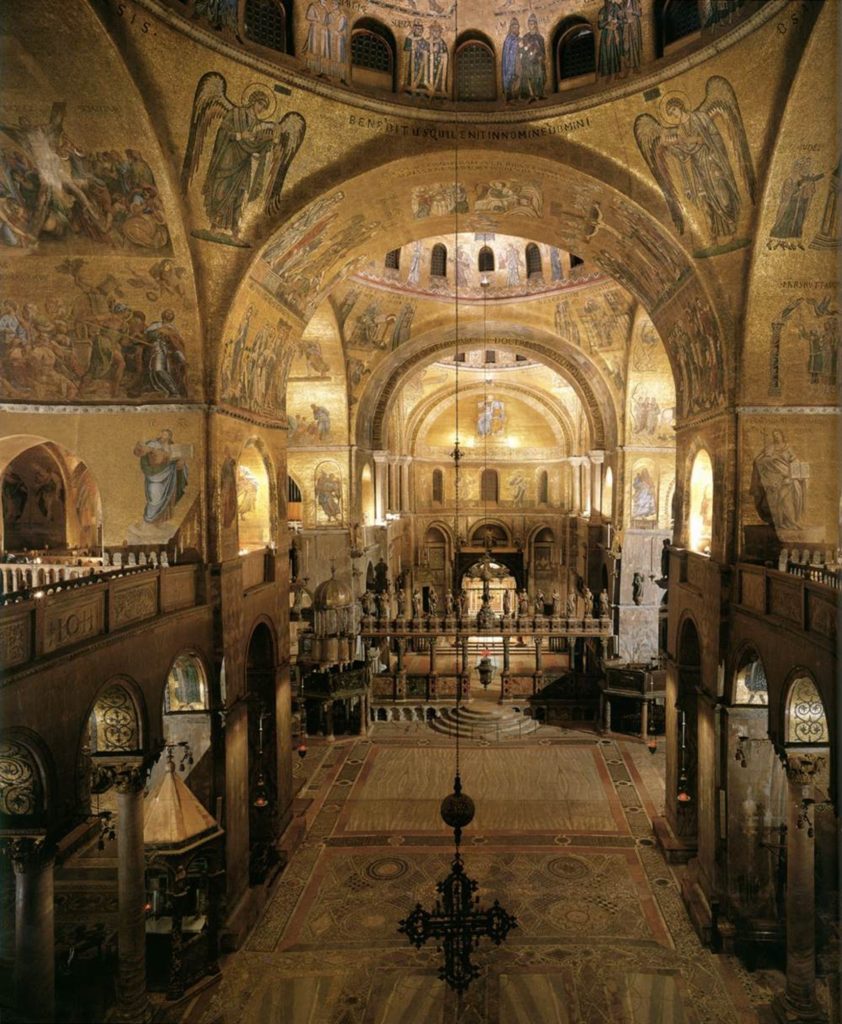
xmin=184 ymin=732 xmax=760 ymax=1024
xmin=337 ymin=745 xmax=625 ymax=836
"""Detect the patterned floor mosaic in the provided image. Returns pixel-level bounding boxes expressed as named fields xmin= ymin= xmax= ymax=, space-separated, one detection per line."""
xmin=183 ymin=727 xmax=762 ymax=1024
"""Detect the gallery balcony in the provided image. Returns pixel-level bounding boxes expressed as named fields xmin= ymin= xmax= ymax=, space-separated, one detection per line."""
xmin=0 ymin=562 xmax=206 ymax=676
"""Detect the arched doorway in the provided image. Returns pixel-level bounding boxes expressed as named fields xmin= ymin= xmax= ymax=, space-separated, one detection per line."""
xmin=724 ymin=650 xmax=786 ymax=939
xmin=150 ymin=653 xmax=214 ymax=813
xmin=672 ymin=618 xmax=700 ymax=844
xmin=1 ymin=440 xmax=102 ymax=555
xmin=246 ymin=624 xmax=278 ymax=885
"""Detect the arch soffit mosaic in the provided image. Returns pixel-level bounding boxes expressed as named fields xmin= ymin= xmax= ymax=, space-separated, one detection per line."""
xmin=225 ymin=149 xmax=727 ymax=423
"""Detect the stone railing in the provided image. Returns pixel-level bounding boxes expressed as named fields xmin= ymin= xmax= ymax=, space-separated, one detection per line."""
xmin=735 ymin=563 xmax=837 ymax=647
xmin=0 ymin=563 xmax=204 ymax=675
xmin=785 ymin=560 xmax=841 ymax=590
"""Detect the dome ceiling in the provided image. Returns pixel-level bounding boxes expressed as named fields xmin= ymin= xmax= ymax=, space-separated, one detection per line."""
xmin=355 ymin=232 xmax=598 ymax=301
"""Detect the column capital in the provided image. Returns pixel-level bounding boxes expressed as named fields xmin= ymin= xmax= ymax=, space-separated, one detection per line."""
xmin=568 ymin=456 xmax=585 ymax=467
xmin=588 ymin=450 xmax=606 ymax=464
xmin=114 ymin=764 xmax=148 ymax=795
xmin=784 ymin=752 xmax=826 ymax=786
xmin=372 ymin=450 xmax=390 ymax=464
xmin=1 ymin=834 xmax=53 ymax=872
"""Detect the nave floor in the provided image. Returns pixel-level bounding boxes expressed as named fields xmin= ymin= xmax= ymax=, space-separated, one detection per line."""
xmin=180 ymin=724 xmax=773 ymax=1024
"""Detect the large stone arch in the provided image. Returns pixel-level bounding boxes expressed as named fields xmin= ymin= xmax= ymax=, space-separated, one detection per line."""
xmin=355 ymin=324 xmax=618 ymax=450
xmin=218 ymin=148 xmax=730 ymax=429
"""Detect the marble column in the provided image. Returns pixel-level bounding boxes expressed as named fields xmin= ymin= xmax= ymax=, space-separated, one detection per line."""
xmin=589 ymin=450 xmax=605 ymax=518
xmin=569 ymin=458 xmax=583 ymax=514
xmin=581 ymin=455 xmax=592 ymax=516
xmin=373 ymin=451 xmax=388 ymax=522
xmin=533 ymin=637 xmax=544 ymax=694
xmin=10 ymin=836 xmax=55 ymax=1023
xmin=112 ymin=765 xmax=152 ymax=1023
xmin=393 ymin=637 xmax=405 ymax=698
xmin=773 ymin=753 xmax=827 ymax=1024
xmin=459 ymin=637 xmax=470 ymax=698
xmin=500 ymin=635 xmax=512 ymax=701
xmin=399 ymin=456 xmax=412 ymax=511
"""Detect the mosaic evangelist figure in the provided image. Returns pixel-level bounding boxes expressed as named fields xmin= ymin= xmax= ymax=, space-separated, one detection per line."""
xmin=0 ymin=103 xmax=171 ymax=252
xmin=634 ymin=77 xmax=756 ymax=249
xmin=750 ymin=429 xmax=808 ymax=532
xmin=315 ymin=464 xmax=343 ymax=523
xmin=133 ymin=429 xmax=190 ymax=527
xmin=181 ymin=73 xmax=306 ymax=245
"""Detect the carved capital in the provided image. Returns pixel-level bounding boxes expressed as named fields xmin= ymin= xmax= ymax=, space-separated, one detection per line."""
xmin=113 ymin=764 xmax=147 ymax=795
xmin=1 ymin=835 xmax=52 ymax=872
xmin=785 ymin=753 xmax=826 ymax=786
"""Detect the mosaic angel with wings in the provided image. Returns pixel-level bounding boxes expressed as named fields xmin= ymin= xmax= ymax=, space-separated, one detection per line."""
xmin=181 ymin=72 xmax=306 ymax=244
xmin=633 ymin=76 xmax=756 ymax=246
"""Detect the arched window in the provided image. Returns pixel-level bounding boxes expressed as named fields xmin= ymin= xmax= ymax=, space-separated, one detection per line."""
xmin=165 ymin=654 xmax=209 ymax=713
xmin=785 ymin=676 xmax=829 ymax=745
xmin=430 ymin=243 xmax=448 ymax=277
xmin=555 ymin=19 xmax=596 ymax=85
xmin=0 ymin=736 xmax=46 ymax=820
xmin=243 ymin=0 xmax=289 ymax=53
xmin=688 ymin=449 xmax=713 ymax=554
xmin=351 ymin=19 xmax=396 ymax=90
xmin=455 ymin=35 xmax=496 ymax=101
xmin=656 ymin=0 xmax=702 ymax=57
xmin=478 ymin=246 xmax=495 ymax=272
xmin=538 ymin=470 xmax=549 ymax=504
xmin=733 ymin=653 xmax=768 ymax=705
xmin=287 ymin=476 xmax=302 ymax=503
xmin=480 ymin=468 xmax=499 ymax=503
xmin=432 ymin=468 xmax=444 ymax=504
xmin=525 ymin=243 xmax=543 ymax=278
xmin=385 ymin=248 xmax=400 ymax=271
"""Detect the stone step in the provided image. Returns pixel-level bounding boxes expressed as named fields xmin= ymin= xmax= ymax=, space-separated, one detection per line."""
xmin=429 ymin=705 xmax=541 ymax=737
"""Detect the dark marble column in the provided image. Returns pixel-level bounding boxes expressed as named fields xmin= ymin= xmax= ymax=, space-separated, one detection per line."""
xmin=10 ymin=836 xmax=55 ymax=1023
xmin=112 ymin=765 xmax=152 ymax=1023
xmin=773 ymin=753 xmax=827 ymax=1024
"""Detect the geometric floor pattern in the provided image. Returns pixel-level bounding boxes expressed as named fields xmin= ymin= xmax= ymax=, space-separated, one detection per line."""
xmin=184 ymin=726 xmax=762 ymax=1023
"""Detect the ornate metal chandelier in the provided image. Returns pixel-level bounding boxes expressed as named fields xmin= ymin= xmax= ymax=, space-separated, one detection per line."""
xmin=398 ymin=38 xmax=516 ymax=984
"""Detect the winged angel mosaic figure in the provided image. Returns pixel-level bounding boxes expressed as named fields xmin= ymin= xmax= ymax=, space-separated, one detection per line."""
xmin=181 ymin=73 xmax=306 ymax=246
xmin=633 ymin=76 xmax=756 ymax=253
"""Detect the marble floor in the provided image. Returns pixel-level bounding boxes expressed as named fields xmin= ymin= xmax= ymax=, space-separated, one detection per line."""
xmin=181 ymin=722 xmax=766 ymax=1024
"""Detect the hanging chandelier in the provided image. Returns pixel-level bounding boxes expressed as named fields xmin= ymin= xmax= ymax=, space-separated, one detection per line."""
xmin=396 ymin=1 xmax=516 ymax=990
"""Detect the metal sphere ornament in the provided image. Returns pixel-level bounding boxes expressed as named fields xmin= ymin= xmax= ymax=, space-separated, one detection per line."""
xmin=440 ymin=774 xmax=475 ymax=844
